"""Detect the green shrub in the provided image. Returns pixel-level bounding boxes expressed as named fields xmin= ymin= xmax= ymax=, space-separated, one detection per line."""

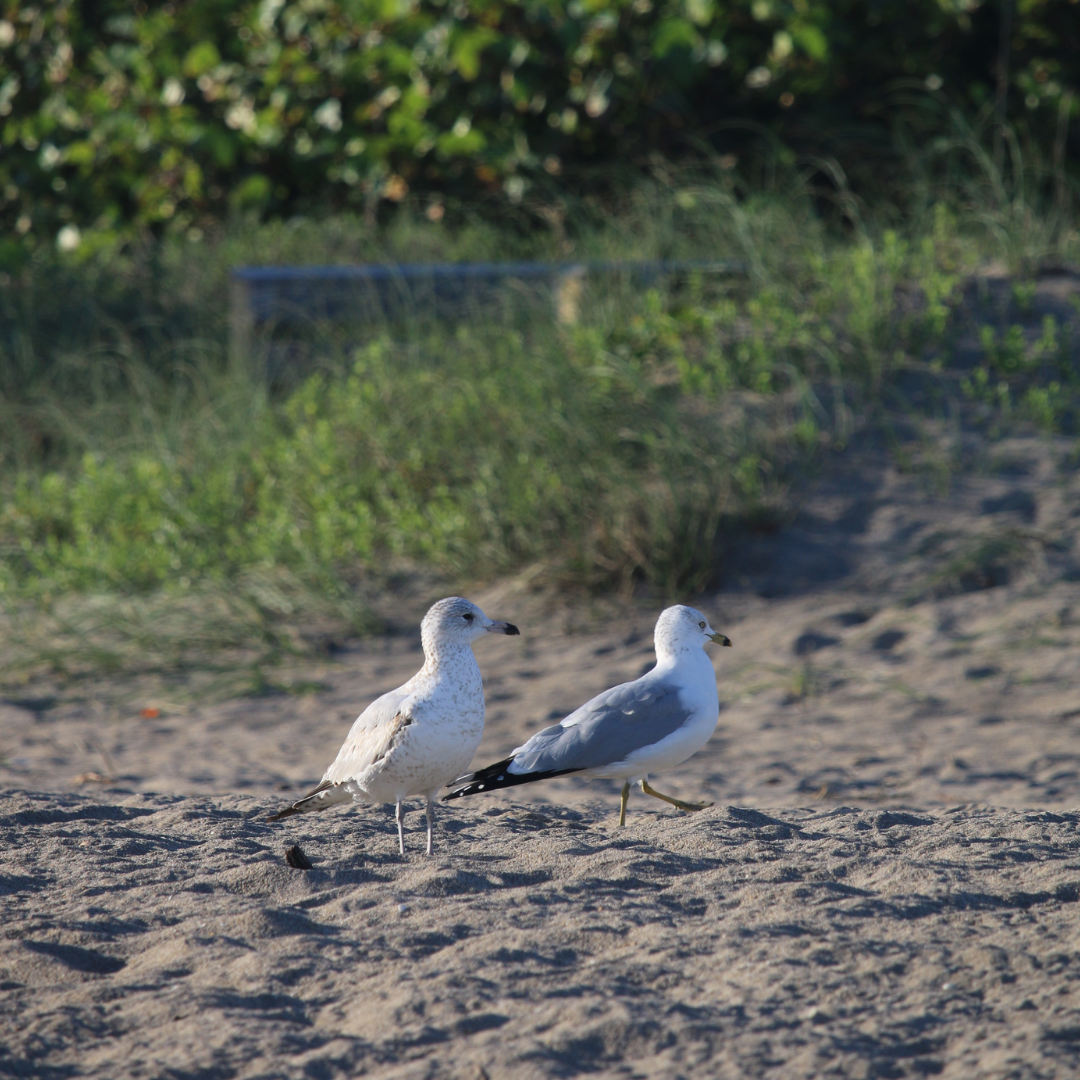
xmin=2 ymin=1 xmax=1076 ymax=260
xmin=0 ymin=194 xmax=997 ymax=603
xmin=1 ymin=178 xmax=1077 ymax=657
xmin=0 ymin=319 xmax=763 ymax=598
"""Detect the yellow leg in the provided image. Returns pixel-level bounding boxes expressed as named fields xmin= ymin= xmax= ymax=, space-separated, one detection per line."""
xmin=641 ymin=779 xmax=713 ymax=813
xmin=618 ymin=782 xmax=631 ymax=827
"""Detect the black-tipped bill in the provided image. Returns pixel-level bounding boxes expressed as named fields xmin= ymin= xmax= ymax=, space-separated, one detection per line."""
xmin=486 ymin=621 xmax=520 ymax=635
xmin=710 ymin=632 xmax=732 ymax=647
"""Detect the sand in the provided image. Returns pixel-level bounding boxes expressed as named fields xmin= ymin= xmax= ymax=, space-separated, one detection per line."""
xmin=3 ymin=425 xmax=1080 ymax=1077
xmin=4 ymin=793 xmax=1080 ymax=1079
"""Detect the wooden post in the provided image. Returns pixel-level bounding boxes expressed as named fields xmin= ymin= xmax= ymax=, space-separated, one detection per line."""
xmin=229 ymin=274 xmax=254 ymax=368
xmin=554 ymin=265 xmax=586 ymax=325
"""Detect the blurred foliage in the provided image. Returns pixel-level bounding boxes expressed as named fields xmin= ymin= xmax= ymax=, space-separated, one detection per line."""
xmin=961 ymin=310 xmax=1080 ymax=432
xmin=0 ymin=311 xmax=789 ymax=601
xmin=1 ymin=0 xmax=1078 ymax=262
xmin=0 ymin=192 xmax=1031 ymax=604
xmin=0 ymin=180 xmax=1077 ymax=681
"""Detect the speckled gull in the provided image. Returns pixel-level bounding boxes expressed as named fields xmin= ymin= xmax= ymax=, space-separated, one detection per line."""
xmin=444 ymin=605 xmax=730 ymax=825
xmin=267 ymin=597 xmax=519 ymax=855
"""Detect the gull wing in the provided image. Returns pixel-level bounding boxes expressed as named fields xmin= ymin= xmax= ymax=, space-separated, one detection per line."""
xmin=509 ymin=677 xmax=692 ymax=776
xmin=322 ymin=687 xmax=414 ymax=786
xmin=266 ymin=687 xmax=413 ymax=820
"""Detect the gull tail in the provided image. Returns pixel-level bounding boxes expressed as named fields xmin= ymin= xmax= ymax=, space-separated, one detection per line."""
xmin=266 ymin=779 xmax=351 ymax=821
xmin=443 ymin=757 xmax=581 ymax=801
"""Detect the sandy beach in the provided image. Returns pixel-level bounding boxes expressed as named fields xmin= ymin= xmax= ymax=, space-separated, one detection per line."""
xmin=3 ymin=429 xmax=1080 ymax=1077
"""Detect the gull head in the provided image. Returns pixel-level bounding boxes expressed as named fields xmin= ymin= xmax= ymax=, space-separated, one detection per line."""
xmin=421 ymin=596 xmax=520 ymax=653
xmin=654 ymin=604 xmax=731 ymax=660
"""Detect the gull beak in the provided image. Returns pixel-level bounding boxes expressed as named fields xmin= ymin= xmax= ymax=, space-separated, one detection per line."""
xmin=709 ymin=632 xmax=732 ymax=647
xmin=485 ymin=620 xmax=520 ymax=636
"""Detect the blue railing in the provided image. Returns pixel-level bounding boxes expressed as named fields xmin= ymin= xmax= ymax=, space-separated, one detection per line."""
xmin=229 ymin=257 xmax=747 ymax=362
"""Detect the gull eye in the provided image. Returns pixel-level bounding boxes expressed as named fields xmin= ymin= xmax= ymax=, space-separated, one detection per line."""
xmin=699 ymin=621 xmax=706 ymax=629
xmin=463 ymin=613 xmax=475 ymax=622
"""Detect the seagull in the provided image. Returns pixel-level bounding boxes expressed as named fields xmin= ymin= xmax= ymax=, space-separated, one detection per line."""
xmin=267 ymin=597 xmax=519 ymax=855
xmin=444 ymin=605 xmax=730 ymax=825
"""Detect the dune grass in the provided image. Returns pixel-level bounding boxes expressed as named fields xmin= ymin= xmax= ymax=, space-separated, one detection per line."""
xmin=1 ymin=157 xmax=1078 ymax=688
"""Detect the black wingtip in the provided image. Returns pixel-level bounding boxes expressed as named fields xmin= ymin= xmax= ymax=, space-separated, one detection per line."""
xmin=442 ymin=786 xmax=474 ymax=802
xmin=443 ymin=757 xmax=583 ymax=801
xmin=505 ymin=623 xmax=520 ymax=636
xmin=443 ymin=756 xmax=514 ymax=801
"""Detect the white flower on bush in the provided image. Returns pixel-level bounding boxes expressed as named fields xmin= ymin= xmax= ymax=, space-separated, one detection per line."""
xmin=161 ymin=78 xmax=185 ymax=106
xmin=259 ymin=0 xmax=285 ymax=32
xmin=314 ymin=99 xmax=342 ymax=132
xmin=56 ymin=225 xmax=81 ymax=253
xmin=225 ymin=98 xmax=257 ymax=134
xmin=745 ymin=66 xmax=773 ymax=89
xmin=0 ymin=20 xmax=15 ymax=47
xmin=39 ymin=143 xmax=61 ymax=169
xmin=585 ymin=90 xmax=608 ymax=118
xmin=585 ymin=73 xmax=611 ymax=119
xmin=771 ymin=31 xmax=793 ymax=62
xmin=706 ymin=40 xmax=728 ymax=66
xmin=376 ymin=86 xmax=401 ymax=109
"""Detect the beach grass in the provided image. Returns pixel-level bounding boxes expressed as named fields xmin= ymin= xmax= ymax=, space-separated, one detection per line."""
xmin=1 ymin=160 xmax=1077 ymax=686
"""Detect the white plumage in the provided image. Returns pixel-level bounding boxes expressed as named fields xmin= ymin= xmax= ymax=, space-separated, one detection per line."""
xmin=268 ymin=597 xmax=519 ymax=854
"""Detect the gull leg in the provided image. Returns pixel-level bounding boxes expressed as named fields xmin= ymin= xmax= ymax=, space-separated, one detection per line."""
xmin=425 ymin=793 xmax=435 ymax=857
xmin=396 ymin=799 xmax=406 ymax=855
xmin=641 ymin=779 xmax=713 ymax=813
xmin=618 ymin=782 xmax=631 ymax=827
